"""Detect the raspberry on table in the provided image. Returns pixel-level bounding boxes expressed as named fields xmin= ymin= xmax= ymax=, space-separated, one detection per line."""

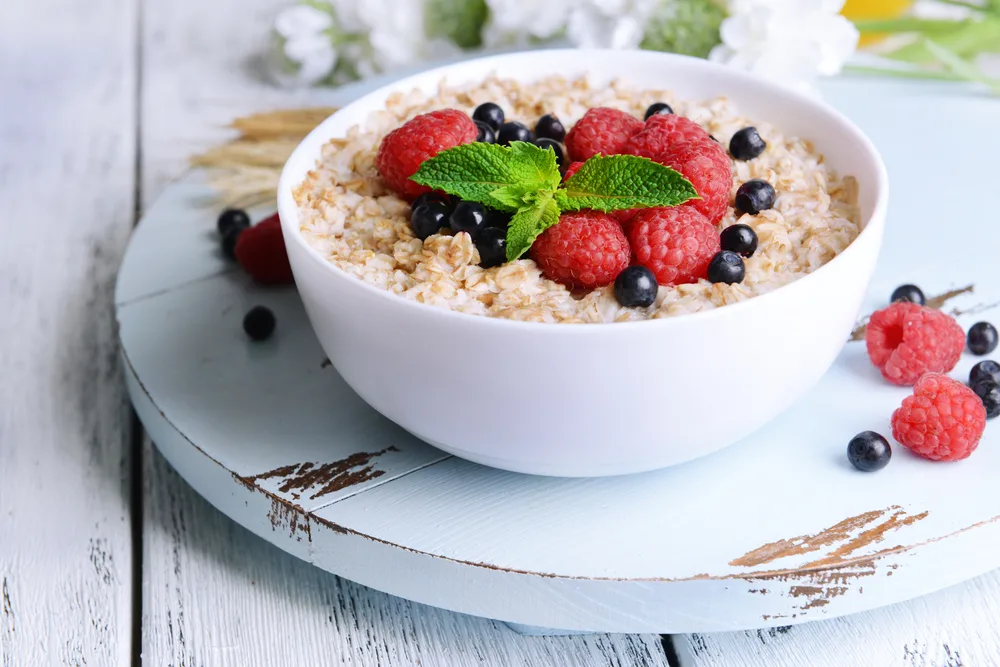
xmin=234 ymin=213 xmax=294 ymax=285
xmin=891 ymin=374 xmax=987 ymax=461
xmin=865 ymin=302 xmax=965 ymax=386
xmin=375 ymin=109 xmax=478 ymax=200
xmin=564 ymin=108 xmax=644 ymax=162
xmin=627 ymin=207 xmax=720 ymax=286
xmin=530 ymin=211 xmax=631 ymax=289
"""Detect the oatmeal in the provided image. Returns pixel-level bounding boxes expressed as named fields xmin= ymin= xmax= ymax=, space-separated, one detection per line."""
xmin=293 ymin=75 xmax=860 ymax=323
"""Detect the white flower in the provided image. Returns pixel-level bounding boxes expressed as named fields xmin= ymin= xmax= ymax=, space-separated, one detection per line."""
xmin=482 ymin=0 xmax=573 ymax=47
xmin=566 ymin=0 xmax=661 ymax=49
xmin=271 ymin=5 xmax=337 ymax=86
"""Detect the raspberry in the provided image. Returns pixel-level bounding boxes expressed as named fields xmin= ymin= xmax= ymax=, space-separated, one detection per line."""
xmin=530 ymin=211 xmax=630 ymax=289
xmin=234 ymin=213 xmax=294 ymax=285
xmin=627 ymin=207 xmax=720 ymax=286
xmin=865 ymin=302 xmax=965 ymax=386
xmin=376 ymin=109 xmax=477 ymax=200
xmin=565 ymin=108 xmax=643 ymax=162
xmin=891 ymin=374 xmax=987 ymax=461
xmin=630 ymin=113 xmax=715 ymax=152
xmin=562 ymin=160 xmax=584 ymax=182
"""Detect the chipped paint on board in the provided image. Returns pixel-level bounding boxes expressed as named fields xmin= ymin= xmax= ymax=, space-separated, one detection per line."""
xmin=237 ymin=447 xmax=399 ymax=502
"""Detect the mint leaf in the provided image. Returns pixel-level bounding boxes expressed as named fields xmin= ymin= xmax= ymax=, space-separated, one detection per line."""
xmin=561 ymin=155 xmax=699 ymax=212
xmin=489 ymin=182 xmax=539 ymax=210
xmin=506 ymin=141 xmax=561 ymax=191
xmin=506 ymin=193 xmax=560 ymax=261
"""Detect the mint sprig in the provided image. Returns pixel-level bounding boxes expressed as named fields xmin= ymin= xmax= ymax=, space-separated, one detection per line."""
xmin=410 ymin=140 xmax=698 ymax=262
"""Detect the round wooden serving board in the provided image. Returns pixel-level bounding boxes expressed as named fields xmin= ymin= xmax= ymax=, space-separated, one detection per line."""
xmin=117 ymin=73 xmax=1000 ymax=633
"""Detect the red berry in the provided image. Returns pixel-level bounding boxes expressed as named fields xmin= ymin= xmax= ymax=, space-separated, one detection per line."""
xmin=562 ymin=160 xmax=584 ymax=182
xmin=234 ymin=214 xmax=294 ymax=285
xmin=891 ymin=374 xmax=986 ymax=461
xmin=530 ymin=211 xmax=630 ymax=289
xmin=627 ymin=207 xmax=720 ymax=286
xmin=865 ymin=302 xmax=965 ymax=386
xmin=376 ymin=109 xmax=478 ymax=200
xmin=631 ymin=113 xmax=715 ymax=151
xmin=565 ymin=108 xmax=643 ymax=162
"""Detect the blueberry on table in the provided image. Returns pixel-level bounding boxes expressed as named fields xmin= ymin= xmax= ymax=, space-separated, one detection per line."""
xmin=735 ymin=179 xmax=776 ymax=215
xmin=729 ymin=127 xmax=767 ymax=161
xmin=614 ymin=266 xmax=658 ymax=308
xmin=973 ymin=381 xmax=1000 ymax=418
xmin=707 ymin=251 xmax=746 ymax=284
xmin=968 ymin=321 xmax=998 ymax=355
xmin=890 ymin=284 xmax=925 ymax=305
xmin=221 ymin=228 xmax=243 ymax=260
xmin=847 ymin=431 xmax=892 ymax=472
xmin=450 ymin=201 xmax=488 ymax=239
xmin=475 ymin=121 xmax=496 ymax=144
xmin=971 ymin=359 xmax=1000 ymax=386
xmin=472 ymin=102 xmax=504 ymax=130
xmin=243 ymin=306 xmax=276 ymax=342
xmin=217 ymin=208 xmax=250 ymax=236
xmin=534 ymin=114 xmax=566 ymax=142
xmin=719 ymin=224 xmax=758 ymax=258
xmin=534 ymin=137 xmax=565 ymax=167
xmin=410 ymin=202 xmax=450 ymax=240
xmin=476 ymin=227 xmax=507 ymax=268
xmin=497 ymin=121 xmax=534 ymax=145
xmin=644 ymin=102 xmax=673 ymax=120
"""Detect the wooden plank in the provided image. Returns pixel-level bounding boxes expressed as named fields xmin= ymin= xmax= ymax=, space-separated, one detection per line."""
xmin=0 ymin=0 xmax=137 ymax=665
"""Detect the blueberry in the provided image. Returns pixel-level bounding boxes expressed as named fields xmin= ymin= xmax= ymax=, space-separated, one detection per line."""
xmin=410 ymin=202 xmax=449 ymax=240
xmin=968 ymin=321 xmax=998 ymax=355
xmin=472 ymin=102 xmax=504 ymax=130
xmin=890 ymin=284 xmax=926 ymax=305
xmin=614 ymin=266 xmax=658 ymax=308
xmin=644 ymin=102 xmax=674 ymax=120
xmin=475 ymin=120 xmax=496 ymax=144
xmin=450 ymin=201 xmax=487 ymax=239
xmin=486 ymin=208 xmax=512 ymax=229
xmin=217 ymin=208 xmax=251 ymax=236
xmin=847 ymin=431 xmax=892 ymax=472
xmin=971 ymin=360 xmax=1000 ymax=386
xmin=707 ymin=251 xmax=746 ymax=284
xmin=534 ymin=114 xmax=566 ymax=142
xmin=243 ymin=306 xmax=276 ymax=342
xmin=221 ymin=228 xmax=242 ymax=260
xmin=720 ymin=224 xmax=758 ymax=258
xmin=413 ymin=191 xmax=449 ymax=210
xmin=735 ymin=179 xmax=776 ymax=215
xmin=729 ymin=127 xmax=767 ymax=161
xmin=973 ymin=381 xmax=1000 ymax=419
xmin=534 ymin=137 xmax=565 ymax=167
xmin=497 ymin=121 xmax=534 ymax=145
xmin=476 ymin=227 xmax=507 ymax=268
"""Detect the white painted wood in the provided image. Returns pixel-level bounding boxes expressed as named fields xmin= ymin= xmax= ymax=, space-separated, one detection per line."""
xmin=0 ymin=1 xmax=137 ymax=665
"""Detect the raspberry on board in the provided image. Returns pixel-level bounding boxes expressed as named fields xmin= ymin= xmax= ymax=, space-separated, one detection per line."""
xmin=234 ymin=213 xmax=294 ymax=285
xmin=530 ymin=211 xmax=631 ymax=289
xmin=375 ymin=109 xmax=478 ymax=200
xmin=865 ymin=302 xmax=965 ymax=386
xmin=565 ymin=108 xmax=644 ymax=162
xmin=627 ymin=207 xmax=720 ymax=286
xmin=891 ymin=374 xmax=987 ymax=461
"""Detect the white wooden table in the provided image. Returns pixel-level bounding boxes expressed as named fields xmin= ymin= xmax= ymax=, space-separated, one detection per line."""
xmin=3 ymin=1 xmax=1000 ymax=664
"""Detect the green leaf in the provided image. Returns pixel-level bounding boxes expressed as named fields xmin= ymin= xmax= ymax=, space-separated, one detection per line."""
xmin=505 ymin=193 xmax=560 ymax=262
xmin=560 ymin=155 xmax=698 ymax=212
xmin=506 ymin=141 xmax=561 ymax=190
xmin=853 ymin=18 xmax=966 ymax=35
xmin=488 ymin=182 xmax=539 ymax=210
xmin=923 ymin=37 xmax=1000 ymax=93
xmin=884 ymin=19 xmax=1000 ymax=63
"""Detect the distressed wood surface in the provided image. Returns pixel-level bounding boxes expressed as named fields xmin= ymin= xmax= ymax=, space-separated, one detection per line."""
xmin=0 ymin=0 xmax=137 ymax=665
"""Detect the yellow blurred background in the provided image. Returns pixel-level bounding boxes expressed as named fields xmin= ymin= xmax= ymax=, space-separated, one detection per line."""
xmin=843 ymin=0 xmax=915 ymax=46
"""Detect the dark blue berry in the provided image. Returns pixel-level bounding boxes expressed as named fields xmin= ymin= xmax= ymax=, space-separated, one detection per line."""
xmin=476 ymin=227 xmax=507 ymax=268
xmin=614 ymin=266 xmax=658 ymax=308
xmin=450 ymin=201 xmax=487 ymax=239
xmin=644 ymin=102 xmax=673 ymax=120
xmin=498 ymin=121 xmax=533 ymax=145
xmin=847 ymin=431 xmax=892 ymax=472
xmin=968 ymin=322 xmax=998 ymax=355
xmin=971 ymin=360 xmax=1000 ymax=386
xmin=472 ymin=102 xmax=504 ymax=130
xmin=411 ymin=202 xmax=449 ymax=240
xmin=720 ymin=224 xmax=758 ymax=258
xmin=486 ymin=208 xmax=512 ymax=229
xmin=973 ymin=381 xmax=1000 ymax=418
xmin=707 ymin=251 xmax=745 ymax=284
xmin=221 ymin=228 xmax=242 ymax=260
xmin=890 ymin=284 xmax=925 ymax=305
xmin=735 ymin=179 xmax=776 ymax=215
xmin=413 ymin=191 xmax=448 ymax=209
xmin=217 ymin=208 xmax=251 ymax=236
xmin=729 ymin=127 xmax=767 ymax=161
xmin=243 ymin=306 xmax=276 ymax=341
xmin=534 ymin=137 xmax=564 ymax=167
xmin=475 ymin=120 xmax=496 ymax=144
xmin=534 ymin=114 xmax=566 ymax=142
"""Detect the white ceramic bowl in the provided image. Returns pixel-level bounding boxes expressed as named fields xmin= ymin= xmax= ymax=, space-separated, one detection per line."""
xmin=278 ymin=49 xmax=889 ymax=477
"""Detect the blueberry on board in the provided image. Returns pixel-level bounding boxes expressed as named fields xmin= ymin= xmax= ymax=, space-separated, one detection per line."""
xmin=534 ymin=114 xmax=566 ymax=142
xmin=847 ymin=431 xmax=892 ymax=472
xmin=498 ymin=121 xmax=534 ymax=145
xmin=644 ymin=102 xmax=674 ymax=120
xmin=476 ymin=227 xmax=507 ymax=268
xmin=534 ymin=137 xmax=565 ymax=167
xmin=475 ymin=120 xmax=496 ymax=144
xmin=968 ymin=321 xmax=999 ymax=356
xmin=890 ymin=284 xmax=925 ymax=305
xmin=217 ymin=208 xmax=251 ymax=236
xmin=411 ymin=202 xmax=450 ymax=240
xmin=243 ymin=306 xmax=276 ymax=342
xmin=973 ymin=381 xmax=1000 ymax=419
xmin=221 ymin=228 xmax=243 ymax=260
xmin=450 ymin=201 xmax=488 ymax=239
xmin=707 ymin=251 xmax=746 ymax=284
xmin=971 ymin=360 xmax=1000 ymax=386
xmin=729 ymin=127 xmax=767 ymax=161
xmin=614 ymin=266 xmax=658 ymax=308
xmin=735 ymin=179 xmax=776 ymax=215
xmin=472 ymin=102 xmax=504 ymax=130
xmin=720 ymin=224 xmax=758 ymax=258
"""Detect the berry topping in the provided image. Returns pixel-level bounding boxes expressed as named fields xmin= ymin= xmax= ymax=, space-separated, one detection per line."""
xmin=221 ymin=228 xmax=242 ymax=260
xmin=644 ymin=102 xmax=674 ymax=120
xmin=729 ymin=127 xmax=767 ymax=161
xmin=376 ymin=109 xmax=477 ymax=199
xmin=562 ymin=160 xmax=584 ymax=182
xmin=234 ymin=214 xmax=294 ymax=285
xmin=865 ymin=302 xmax=965 ymax=386
xmin=971 ymin=359 xmax=1000 ymax=386
xmin=497 ymin=121 xmax=534 ymax=145
xmin=627 ymin=207 xmax=720 ymax=286
xmin=476 ymin=227 xmax=507 ymax=268
xmin=412 ymin=191 xmax=449 ymax=210
xmin=530 ymin=211 xmax=630 ymax=289
xmin=890 ymin=284 xmax=926 ymax=305
xmin=534 ymin=137 xmax=565 ymax=167
xmin=614 ymin=266 xmax=658 ymax=308
xmin=847 ymin=431 xmax=892 ymax=472
xmin=472 ymin=102 xmax=504 ymax=130
xmin=719 ymin=224 xmax=758 ymax=257
xmin=968 ymin=321 xmax=998 ymax=355
xmin=707 ymin=251 xmax=746 ymax=285
xmin=973 ymin=381 xmax=1000 ymax=419
xmin=411 ymin=202 xmax=450 ymax=240
xmin=485 ymin=208 xmax=512 ymax=229
xmin=627 ymin=113 xmax=716 ymax=156
xmin=534 ymin=114 xmax=566 ymax=142
xmin=449 ymin=201 xmax=488 ymax=239
xmin=243 ymin=306 xmax=276 ymax=342
xmin=217 ymin=208 xmax=250 ymax=236
xmin=475 ymin=121 xmax=497 ymax=144
xmin=565 ymin=107 xmax=643 ymax=162
xmin=735 ymin=179 xmax=776 ymax=215
xmin=891 ymin=374 xmax=986 ymax=461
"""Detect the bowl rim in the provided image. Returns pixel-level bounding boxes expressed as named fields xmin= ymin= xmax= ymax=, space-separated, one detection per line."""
xmin=277 ymin=48 xmax=889 ymax=334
